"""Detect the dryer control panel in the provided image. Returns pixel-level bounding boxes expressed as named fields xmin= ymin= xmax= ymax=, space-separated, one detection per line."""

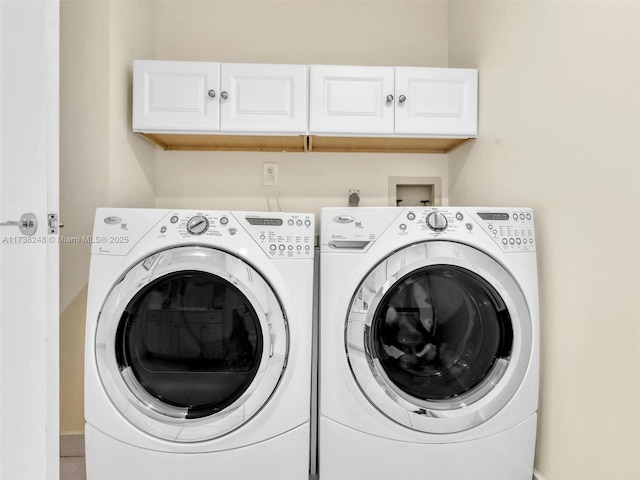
xmin=92 ymin=208 xmax=315 ymax=258
xmin=233 ymin=212 xmax=315 ymax=259
xmin=165 ymin=211 xmax=314 ymax=259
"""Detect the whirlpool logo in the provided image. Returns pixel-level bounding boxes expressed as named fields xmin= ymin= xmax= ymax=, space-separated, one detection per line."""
xmin=333 ymin=215 xmax=355 ymax=224
xmin=103 ymin=216 xmax=122 ymax=225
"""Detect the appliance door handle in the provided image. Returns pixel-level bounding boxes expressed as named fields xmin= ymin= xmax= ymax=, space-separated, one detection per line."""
xmin=327 ymin=240 xmax=370 ymax=250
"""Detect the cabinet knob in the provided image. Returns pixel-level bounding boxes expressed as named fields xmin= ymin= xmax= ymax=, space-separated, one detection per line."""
xmin=386 ymin=94 xmax=394 ymax=103
xmin=221 ymin=91 xmax=229 ymax=100
xmin=207 ymin=89 xmax=216 ymax=98
xmin=398 ymin=95 xmax=407 ymax=104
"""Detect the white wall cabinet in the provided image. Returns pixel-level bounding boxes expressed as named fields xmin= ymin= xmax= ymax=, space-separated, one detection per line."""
xmin=308 ymin=65 xmax=395 ymax=134
xmin=309 ymin=65 xmax=477 ymax=137
xmin=219 ymin=63 xmax=307 ymax=134
xmin=133 ymin=60 xmax=221 ymax=132
xmin=394 ymin=67 xmax=477 ymax=136
xmin=133 ymin=60 xmax=308 ymax=135
xmin=133 ymin=60 xmax=478 ymax=153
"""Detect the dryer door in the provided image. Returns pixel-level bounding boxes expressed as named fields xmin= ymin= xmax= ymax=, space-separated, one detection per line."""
xmin=95 ymin=246 xmax=287 ymax=442
xmin=345 ymin=241 xmax=532 ymax=433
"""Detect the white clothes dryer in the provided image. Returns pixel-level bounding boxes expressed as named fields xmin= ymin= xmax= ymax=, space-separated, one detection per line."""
xmin=319 ymin=207 xmax=539 ymax=480
xmin=85 ymin=208 xmax=314 ymax=480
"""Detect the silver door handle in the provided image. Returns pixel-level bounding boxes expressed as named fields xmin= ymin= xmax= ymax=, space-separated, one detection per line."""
xmin=0 ymin=212 xmax=38 ymax=236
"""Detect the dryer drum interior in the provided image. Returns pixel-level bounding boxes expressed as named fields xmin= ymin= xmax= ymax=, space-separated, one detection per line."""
xmin=370 ymin=265 xmax=514 ymax=403
xmin=95 ymin=246 xmax=289 ymax=442
xmin=116 ymin=270 xmax=263 ymax=419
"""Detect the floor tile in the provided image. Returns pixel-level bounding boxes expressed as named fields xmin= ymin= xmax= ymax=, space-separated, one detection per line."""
xmin=60 ymin=456 xmax=86 ymax=480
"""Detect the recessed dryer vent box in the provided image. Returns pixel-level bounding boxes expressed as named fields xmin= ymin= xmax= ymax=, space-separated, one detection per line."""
xmin=388 ymin=176 xmax=442 ymax=207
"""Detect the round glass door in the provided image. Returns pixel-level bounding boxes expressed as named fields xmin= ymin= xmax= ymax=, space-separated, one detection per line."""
xmin=116 ymin=270 xmax=264 ymax=420
xmin=372 ymin=265 xmax=512 ymax=403
xmin=96 ymin=246 xmax=288 ymax=442
xmin=346 ymin=241 xmax=531 ymax=433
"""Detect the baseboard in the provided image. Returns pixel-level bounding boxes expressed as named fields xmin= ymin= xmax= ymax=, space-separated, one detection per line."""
xmin=60 ymin=434 xmax=85 ymax=457
xmin=533 ymin=469 xmax=546 ymax=480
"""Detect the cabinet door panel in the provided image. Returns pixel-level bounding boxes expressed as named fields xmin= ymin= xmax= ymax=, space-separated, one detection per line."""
xmin=133 ymin=60 xmax=220 ymax=132
xmin=309 ymin=65 xmax=394 ymax=135
xmin=220 ymin=63 xmax=307 ymax=134
xmin=395 ymin=67 xmax=477 ymax=136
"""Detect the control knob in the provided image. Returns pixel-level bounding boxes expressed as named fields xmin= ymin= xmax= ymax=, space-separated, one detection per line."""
xmin=426 ymin=212 xmax=448 ymax=232
xmin=186 ymin=215 xmax=209 ymax=235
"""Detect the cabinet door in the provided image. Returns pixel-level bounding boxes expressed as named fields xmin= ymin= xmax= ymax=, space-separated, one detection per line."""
xmin=219 ymin=63 xmax=307 ymax=134
xmin=309 ymin=65 xmax=394 ymax=135
xmin=133 ymin=60 xmax=220 ymax=133
xmin=395 ymin=67 xmax=478 ymax=136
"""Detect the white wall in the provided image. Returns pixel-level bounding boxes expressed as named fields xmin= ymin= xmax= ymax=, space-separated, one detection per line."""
xmin=60 ymin=0 xmax=111 ymax=435
xmin=448 ymin=2 xmax=640 ymax=479
xmin=109 ymin=1 xmax=157 ymax=207
xmin=156 ymin=151 xmax=449 ymax=216
xmin=155 ymin=0 xmax=449 ymax=66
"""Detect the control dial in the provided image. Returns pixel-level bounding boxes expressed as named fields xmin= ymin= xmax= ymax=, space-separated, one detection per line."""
xmin=186 ymin=215 xmax=209 ymax=235
xmin=426 ymin=212 xmax=448 ymax=232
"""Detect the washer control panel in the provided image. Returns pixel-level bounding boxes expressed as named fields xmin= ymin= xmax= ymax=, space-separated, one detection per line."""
xmin=186 ymin=215 xmax=210 ymax=235
xmin=426 ymin=211 xmax=448 ymax=232
xmin=394 ymin=207 xmax=535 ymax=253
xmin=473 ymin=209 xmax=535 ymax=252
xmin=321 ymin=207 xmax=535 ymax=254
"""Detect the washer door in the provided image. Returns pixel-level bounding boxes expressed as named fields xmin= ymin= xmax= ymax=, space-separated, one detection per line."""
xmin=95 ymin=246 xmax=287 ymax=442
xmin=346 ymin=241 xmax=532 ymax=433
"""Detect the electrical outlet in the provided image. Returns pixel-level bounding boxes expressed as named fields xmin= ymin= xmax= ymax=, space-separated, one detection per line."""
xmin=263 ymin=162 xmax=278 ymax=187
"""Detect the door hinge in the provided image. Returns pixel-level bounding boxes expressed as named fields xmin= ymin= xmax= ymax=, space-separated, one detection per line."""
xmin=48 ymin=213 xmax=60 ymax=234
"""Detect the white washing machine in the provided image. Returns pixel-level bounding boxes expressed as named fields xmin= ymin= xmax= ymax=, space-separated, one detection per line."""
xmin=319 ymin=207 xmax=539 ymax=480
xmin=85 ymin=208 xmax=314 ymax=480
